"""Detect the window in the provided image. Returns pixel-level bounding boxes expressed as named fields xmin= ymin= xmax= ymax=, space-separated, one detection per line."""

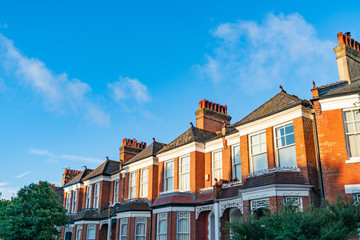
xmin=113 ymin=180 xmax=119 ymax=203
xmin=344 ymin=109 xmax=360 ymax=158
xmin=140 ymin=168 xmax=149 ymax=198
xmin=177 ymin=212 xmax=190 ymax=240
xmin=157 ymin=213 xmax=167 ymax=240
xmin=354 ymin=194 xmax=360 ymax=205
xmin=250 ymin=131 xmax=268 ymax=172
xmin=179 ymin=155 xmax=190 ymax=191
xmin=275 ymin=123 xmax=297 ymax=167
xmin=93 ymin=183 xmax=100 ymax=209
xmin=164 ymin=160 xmax=174 ymax=192
xmin=250 ymin=198 xmax=270 ymax=211
xmin=76 ymin=225 xmax=82 ymax=240
xmin=65 ymin=192 xmax=71 ymax=212
xmin=212 ymin=150 xmax=222 ymax=184
xmin=119 ymin=218 xmax=128 ymax=240
xmin=86 ymin=224 xmax=96 ymax=240
xmin=85 ymin=186 xmax=91 ymax=208
xmin=72 ymin=190 xmax=77 ymax=213
xmin=129 ymin=171 xmax=137 ymax=199
xmin=284 ymin=196 xmax=303 ymax=211
xmin=135 ymin=217 xmax=147 ymax=240
xmin=232 ymin=144 xmax=241 ymax=180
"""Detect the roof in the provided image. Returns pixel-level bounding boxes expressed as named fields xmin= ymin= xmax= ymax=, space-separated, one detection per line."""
xmin=63 ymin=168 xmax=93 ymax=187
xmin=217 ymin=185 xmax=242 ymax=200
xmin=82 ymin=160 xmax=120 ymax=181
xmin=113 ymin=200 xmax=151 ymax=213
xmin=242 ymin=171 xmax=309 ymax=190
xmin=234 ymin=91 xmax=311 ymax=127
xmin=315 ymin=78 xmax=360 ymax=98
xmin=157 ymin=127 xmax=217 ymax=154
xmin=73 ymin=209 xmax=100 ymax=221
xmin=124 ymin=141 xmax=165 ymax=165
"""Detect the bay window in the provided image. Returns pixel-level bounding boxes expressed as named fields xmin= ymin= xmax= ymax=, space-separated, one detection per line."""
xmin=119 ymin=218 xmax=128 ymax=240
xmin=177 ymin=212 xmax=190 ymax=240
xmin=344 ymin=109 xmax=360 ymax=158
xmin=135 ymin=217 xmax=147 ymax=240
xmin=157 ymin=213 xmax=167 ymax=240
xmin=86 ymin=224 xmax=96 ymax=240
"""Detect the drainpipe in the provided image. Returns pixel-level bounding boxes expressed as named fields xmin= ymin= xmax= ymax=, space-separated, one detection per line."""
xmin=310 ymin=100 xmax=325 ymax=206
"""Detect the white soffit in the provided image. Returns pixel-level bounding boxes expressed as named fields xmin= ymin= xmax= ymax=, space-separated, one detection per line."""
xmin=157 ymin=142 xmax=204 ymax=162
xmin=320 ymin=94 xmax=359 ymax=111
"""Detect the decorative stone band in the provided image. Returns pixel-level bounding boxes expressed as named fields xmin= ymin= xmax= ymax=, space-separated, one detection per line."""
xmin=219 ymin=198 xmax=243 ymax=217
xmin=222 ymin=180 xmax=242 ymax=189
xmin=159 ymin=189 xmax=191 ymax=195
xmin=248 ymin=166 xmax=300 ymax=178
xmin=195 ymin=204 xmax=215 ymax=219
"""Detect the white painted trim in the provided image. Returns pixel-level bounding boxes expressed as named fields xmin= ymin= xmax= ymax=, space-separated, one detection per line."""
xmin=241 ymin=184 xmax=311 ymax=201
xmin=226 ymin=132 xmax=241 ymax=147
xmin=346 ymin=157 xmax=360 ymax=164
xmin=74 ymin=220 xmax=100 ymax=225
xmin=157 ymin=142 xmax=205 ymax=162
xmin=236 ymin=105 xmax=311 ymax=136
xmin=87 ymin=175 xmax=111 ymax=185
xmin=345 ymin=184 xmax=360 ymax=194
xmin=248 ymin=130 xmax=267 ymax=173
xmin=123 ymin=156 xmax=158 ymax=173
xmin=110 ymin=174 xmax=120 ymax=181
xmin=64 ymin=183 xmax=83 ymax=193
xmin=320 ymin=94 xmax=359 ymax=111
xmin=152 ymin=206 xmax=195 ymax=214
xmin=116 ymin=211 xmax=151 ymax=218
xmin=205 ymin=138 xmax=223 ymax=153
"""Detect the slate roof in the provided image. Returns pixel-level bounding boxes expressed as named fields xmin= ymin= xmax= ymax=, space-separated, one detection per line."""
xmin=63 ymin=168 xmax=93 ymax=187
xmin=234 ymin=91 xmax=311 ymax=127
xmin=315 ymin=78 xmax=360 ymax=98
xmin=242 ymin=171 xmax=309 ymax=190
xmin=113 ymin=200 xmax=151 ymax=213
xmin=217 ymin=185 xmax=242 ymax=200
xmin=82 ymin=160 xmax=120 ymax=181
xmin=157 ymin=127 xmax=217 ymax=154
xmin=73 ymin=209 xmax=101 ymax=221
xmin=124 ymin=141 xmax=165 ymax=165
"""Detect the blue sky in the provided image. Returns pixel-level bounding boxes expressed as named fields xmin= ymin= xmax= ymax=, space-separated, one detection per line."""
xmin=0 ymin=0 xmax=359 ymax=199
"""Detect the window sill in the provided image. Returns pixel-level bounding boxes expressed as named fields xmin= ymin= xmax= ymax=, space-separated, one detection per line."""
xmin=345 ymin=157 xmax=360 ymax=164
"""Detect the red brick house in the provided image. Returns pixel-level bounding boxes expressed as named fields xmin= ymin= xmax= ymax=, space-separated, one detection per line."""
xmin=60 ymin=32 xmax=360 ymax=240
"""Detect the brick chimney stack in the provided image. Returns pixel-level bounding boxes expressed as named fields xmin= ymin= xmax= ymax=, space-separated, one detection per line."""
xmin=62 ymin=169 xmax=81 ymax=186
xmin=334 ymin=32 xmax=360 ymax=83
xmin=195 ymin=99 xmax=231 ymax=132
xmin=119 ymin=138 xmax=146 ymax=163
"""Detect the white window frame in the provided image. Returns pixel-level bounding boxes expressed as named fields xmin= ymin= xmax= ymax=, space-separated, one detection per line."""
xmin=283 ymin=196 xmax=303 ymax=211
xmin=65 ymin=192 xmax=71 ymax=212
xmin=72 ymin=190 xmax=77 ymax=213
xmin=343 ymin=108 xmax=360 ymax=160
xmin=119 ymin=218 xmax=128 ymax=240
xmin=113 ymin=180 xmax=119 ymax=203
xmin=140 ymin=168 xmax=149 ymax=198
xmin=249 ymin=131 xmax=268 ymax=172
xmin=274 ymin=122 xmax=297 ymax=168
xmin=135 ymin=217 xmax=147 ymax=240
xmin=129 ymin=171 xmax=137 ymax=199
xmin=212 ymin=150 xmax=223 ymax=184
xmin=179 ymin=155 xmax=191 ymax=191
xmin=157 ymin=213 xmax=167 ymax=240
xmin=354 ymin=193 xmax=360 ymax=205
xmin=93 ymin=183 xmax=100 ymax=209
xmin=250 ymin=198 xmax=270 ymax=211
xmin=86 ymin=224 xmax=96 ymax=240
xmin=85 ymin=186 xmax=92 ymax=208
xmin=164 ymin=160 xmax=174 ymax=192
xmin=76 ymin=225 xmax=82 ymax=240
xmin=232 ymin=144 xmax=241 ymax=181
xmin=177 ymin=212 xmax=190 ymax=240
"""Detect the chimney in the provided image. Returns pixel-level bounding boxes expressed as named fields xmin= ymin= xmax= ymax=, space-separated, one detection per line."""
xmin=119 ymin=138 xmax=147 ymax=163
xmin=62 ymin=168 xmax=81 ymax=186
xmin=195 ymin=99 xmax=231 ymax=132
xmin=334 ymin=32 xmax=360 ymax=83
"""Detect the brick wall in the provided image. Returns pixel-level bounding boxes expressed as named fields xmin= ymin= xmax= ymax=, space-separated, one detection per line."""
xmin=190 ymin=151 xmax=205 ymax=193
xmin=240 ymin=135 xmax=250 ymax=182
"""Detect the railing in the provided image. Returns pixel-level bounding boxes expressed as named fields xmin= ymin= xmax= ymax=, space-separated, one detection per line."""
xmin=222 ymin=180 xmax=242 ymax=189
xmin=248 ymin=166 xmax=300 ymax=177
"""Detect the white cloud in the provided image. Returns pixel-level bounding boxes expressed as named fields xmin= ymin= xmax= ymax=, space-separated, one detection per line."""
xmin=15 ymin=171 xmax=30 ymax=179
xmin=0 ymin=33 xmax=110 ymax=126
xmin=29 ymin=148 xmax=103 ymax=164
xmin=0 ymin=182 xmax=9 ymax=187
xmin=197 ymin=13 xmax=338 ymax=92
xmin=108 ymin=76 xmax=151 ymax=103
xmin=0 ymin=186 xmax=19 ymax=200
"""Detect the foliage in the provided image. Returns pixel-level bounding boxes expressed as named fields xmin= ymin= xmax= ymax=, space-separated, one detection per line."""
xmin=0 ymin=181 xmax=69 ymax=240
xmin=228 ymin=196 xmax=360 ymax=240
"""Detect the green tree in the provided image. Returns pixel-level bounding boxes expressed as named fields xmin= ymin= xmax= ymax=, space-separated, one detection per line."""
xmin=228 ymin=196 xmax=360 ymax=240
xmin=0 ymin=181 xmax=69 ymax=240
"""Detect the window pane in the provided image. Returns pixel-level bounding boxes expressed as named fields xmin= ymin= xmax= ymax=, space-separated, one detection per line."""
xmin=235 ymin=165 xmax=241 ymax=179
xmin=279 ymin=145 xmax=297 ymax=167
xmin=285 ymin=124 xmax=294 ymax=134
xmin=253 ymin=153 xmax=268 ymax=171
xmin=285 ymin=134 xmax=295 ymax=145
xmin=251 ymin=134 xmax=259 ymax=144
xmin=346 ymin=122 xmax=355 ymax=133
xmin=233 ymin=145 xmax=241 ymax=164
xmin=354 ymin=111 xmax=360 ymax=121
xmin=345 ymin=111 xmax=354 ymax=121
xmin=348 ymin=134 xmax=360 ymax=157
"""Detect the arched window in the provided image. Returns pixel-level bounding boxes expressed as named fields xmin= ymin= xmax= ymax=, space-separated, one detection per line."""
xmin=135 ymin=217 xmax=147 ymax=240
xmin=157 ymin=213 xmax=167 ymax=240
xmin=119 ymin=218 xmax=128 ymax=240
xmin=229 ymin=208 xmax=242 ymax=222
xmin=177 ymin=212 xmax=190 ymax=240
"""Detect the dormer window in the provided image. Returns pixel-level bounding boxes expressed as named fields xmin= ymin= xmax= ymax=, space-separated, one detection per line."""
xmin=275 ymin=122 xmax=297 ymax=167
xmin=344 ymin=109 xmax=360 ymax=158
xmin=249 ymin=131 xmax=268 ymax=172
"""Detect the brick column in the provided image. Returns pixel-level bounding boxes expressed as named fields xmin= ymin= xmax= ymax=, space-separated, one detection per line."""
xmin=158 ymin=162 xmax=164 ymax=194
xmin=240 ymin=135 xmax=250 ymax=182
xmin=174 ymin=157 xmax=179 ymax=190
xmin=136 ymin=169 xmax=141 ymax=198
xmin=266 ymin=127 xmax=276 ymax=169
xmin=149 ymin=164 xmax=158 ymax=201
xmin=222 ymin=142 xmax=232 ymax=181
xmin=190 ymin=151 xmax=205 ymax=193
xmin=204 ymin=152 xmax=212 ymax=188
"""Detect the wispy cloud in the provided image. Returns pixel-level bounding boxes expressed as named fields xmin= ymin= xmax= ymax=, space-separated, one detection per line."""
xmin=0 ymin=186 xmax=19 ymax=200
xmin=0 ymin=33 xmax=110 ymax=126
xmin=196 ymin=13 xmax=338 ymax=92
xmin=15 ymin=171 xmax=30 ymax=179
xmin=29 ymin=148 xmax=103 ymax=164
xmin=0 ymin=182 xmax=9 ymax=187
xmin=108 ymin=76 xmax=151 ymax=104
